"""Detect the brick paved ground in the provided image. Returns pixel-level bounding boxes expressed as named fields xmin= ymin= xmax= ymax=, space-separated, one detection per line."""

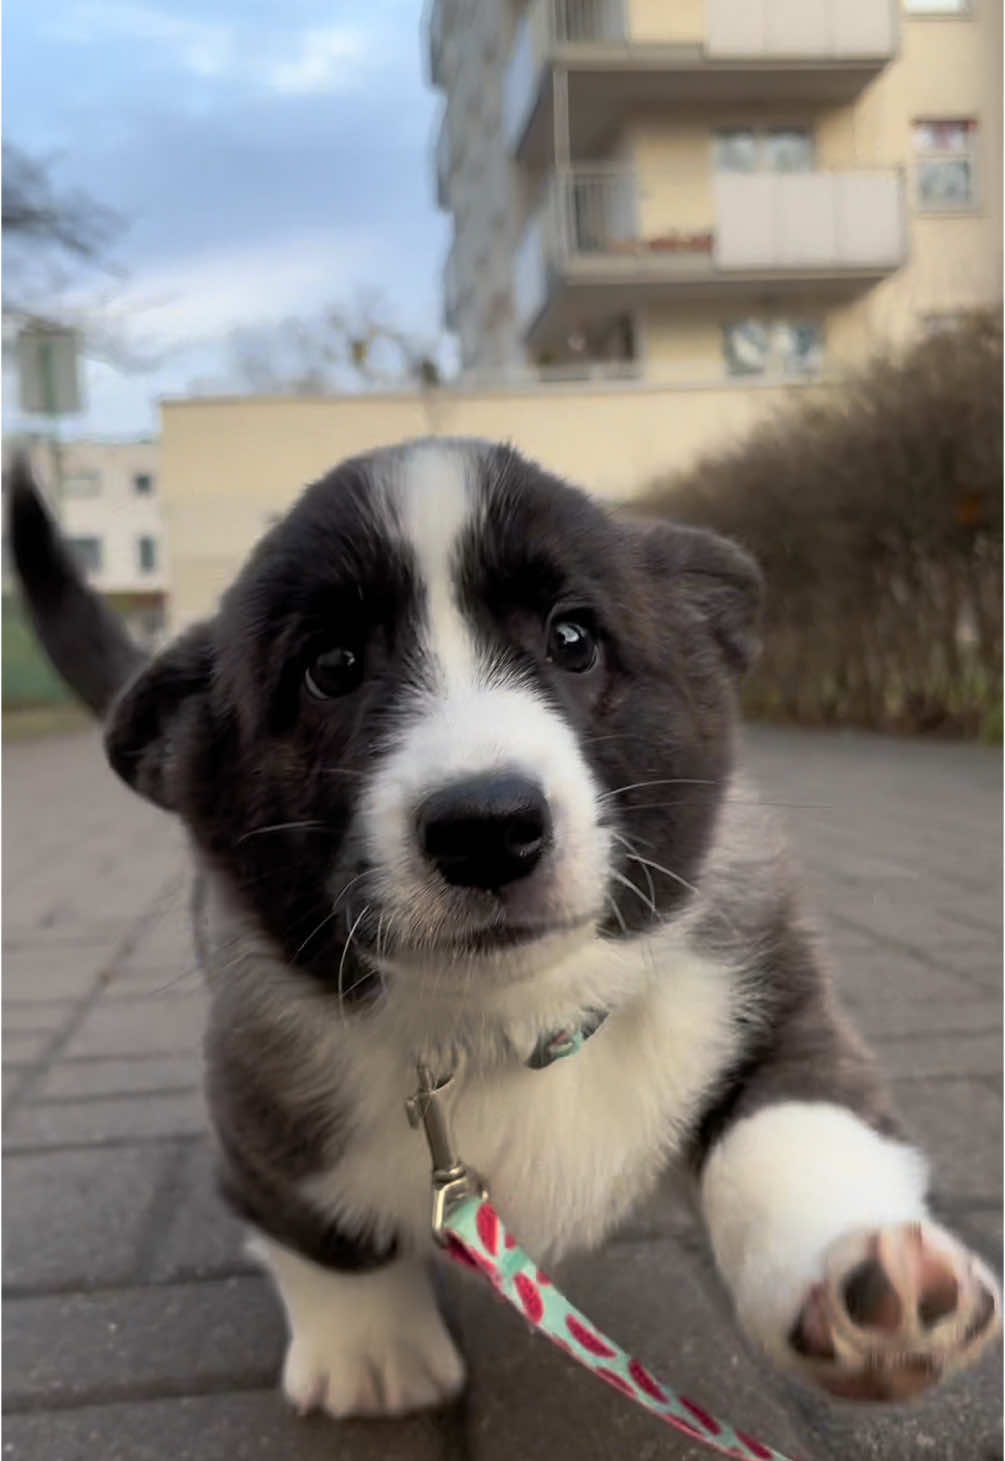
xmin=3 ymin=727 xmax=1002 ymax=1461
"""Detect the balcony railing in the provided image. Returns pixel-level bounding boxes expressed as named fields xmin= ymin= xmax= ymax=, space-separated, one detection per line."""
xmin=515 ymin=166 xmax=906 ymax=331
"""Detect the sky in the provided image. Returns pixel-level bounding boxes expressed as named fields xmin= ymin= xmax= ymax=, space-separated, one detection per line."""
xmin=3 ymin=0 xmax=450 ymax=435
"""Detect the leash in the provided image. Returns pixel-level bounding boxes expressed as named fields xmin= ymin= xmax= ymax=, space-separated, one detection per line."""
xmin=406 ymin=1062 xmax=798 ymax=1461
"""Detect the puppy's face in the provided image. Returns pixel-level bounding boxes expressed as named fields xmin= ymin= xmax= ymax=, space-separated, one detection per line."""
xmin=106 ymin=440 xmax=759 ymax=1014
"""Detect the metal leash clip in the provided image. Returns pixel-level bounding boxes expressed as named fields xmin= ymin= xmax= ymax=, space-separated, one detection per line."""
xmin=405 ymin=1062 xmax=485 ymax=1244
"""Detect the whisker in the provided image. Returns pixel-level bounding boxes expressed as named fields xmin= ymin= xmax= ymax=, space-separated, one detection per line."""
xmin=337 ymin=904 xmax=370 ymax=1015
xmin=293 ymin=906 xmax=341 ymax=960
xmin=610 ymin=831 xmax=656 ymax=908
xmin=621 ymin=850 xmax=702 ymax=903
xmin=237 ymin=820 xmax=330 ymax=844
xmin=605 ymin=893 xmax=628 ymax=937
xmin=610 ymin=867 xmax=656 ymax=916
xmin=598 ymin=779 xmax=716 ymax=802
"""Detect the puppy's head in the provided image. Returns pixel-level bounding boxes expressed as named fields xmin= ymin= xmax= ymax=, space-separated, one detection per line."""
xmin=106 ymin=440 xmax=759 ymax=1020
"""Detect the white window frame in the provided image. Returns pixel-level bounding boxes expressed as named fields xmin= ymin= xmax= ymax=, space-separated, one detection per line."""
xmin=904 ymin=0 xmax=972 ymax=16
xmin=722 ymin=318 xmax=825 ymax=379
xmin=137 ymin=535 xmax=158 ymax=573
xmin=68 ymin=536 xmax=103 ymax=575
xmin=912 ymin=118 xmax=979 ymax=213
xmin=714 ymin=125 xmax=815 ymax=175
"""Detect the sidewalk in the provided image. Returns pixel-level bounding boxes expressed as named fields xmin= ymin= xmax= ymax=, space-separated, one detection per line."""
xmin=3 ymin=727 xmax=1002 ymax=1461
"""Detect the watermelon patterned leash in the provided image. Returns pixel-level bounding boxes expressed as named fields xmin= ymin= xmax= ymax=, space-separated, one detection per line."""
xmin=406 ymin=1063 xmax=797 ymax=1461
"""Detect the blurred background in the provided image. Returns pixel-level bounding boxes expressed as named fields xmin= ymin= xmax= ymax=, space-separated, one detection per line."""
xmin=2 ymin=0 xmax=1002 ymax=735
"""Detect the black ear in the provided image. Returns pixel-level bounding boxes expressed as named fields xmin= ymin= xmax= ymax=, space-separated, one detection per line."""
xmin=632 ymin=519 xmax=763 ymax=675
xmin=104 ymin=623 xmax=215 ymax=811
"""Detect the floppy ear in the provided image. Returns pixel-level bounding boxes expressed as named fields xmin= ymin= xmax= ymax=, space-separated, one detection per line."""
xmin=631 ymin=518 xmax=763 ymax=675
xmin=104 ymin=623 xmax=215 ymax=812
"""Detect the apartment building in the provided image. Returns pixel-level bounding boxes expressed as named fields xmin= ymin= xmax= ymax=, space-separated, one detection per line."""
xmin=4 ymin=438 xmax=168 ymax=646
xmin=427 ymin=0 xmax=1002 ymax=382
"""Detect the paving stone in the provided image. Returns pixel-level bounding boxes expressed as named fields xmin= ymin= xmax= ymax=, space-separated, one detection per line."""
xmin=107 ymin=902 xmax=197 ymax=990
xmin=890 ymin=1079 xmax=1002 ymax=1204
xmin=827 ymin=947 xmax=981 ymax=1004
xmin=3 ymin=1277 xmax=283 ymax=1408
xmin=2 ymin=1002 xmax=79 ymax=1034
xmin=37 ymin=1056 xmax=202 ymax=1100
xmin=2 ymin=943 xmax=119 ymax=1001
xmin=3 ymin=1145 xmax=179 ymax=1291
xmin=2 ymin=1031 xmax=53 ymax=1066
xmin=4 ymin=1092 xmax=207 ymax=1151
xmin=147 ymin=1140 xmax=250 ymax=1282
xmin=2 ymin=920 xmax=131 ymax=952
xmin=848 ymin=996 xmax=1000 ymax=1041
xmin=62 ymin=993 xmax=208 ymax=1059
xmin=872 ymin=1031 xmax=1002 ymax=1079
xmin=1 ymin=1391 xmax=455 ymax=1461
xmin=4 ymin=1068 xmax=28 ymax=1102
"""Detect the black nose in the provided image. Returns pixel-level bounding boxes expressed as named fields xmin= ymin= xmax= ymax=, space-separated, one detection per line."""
xmin=417 ymin=772 xmax=551 ymax=890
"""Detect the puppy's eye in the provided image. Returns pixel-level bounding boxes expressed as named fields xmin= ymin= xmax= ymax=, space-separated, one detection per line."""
xmin=547 ymin=615 xmax=597 ymax=674
xmin=304 ymin=646 xmax=364 ymax=700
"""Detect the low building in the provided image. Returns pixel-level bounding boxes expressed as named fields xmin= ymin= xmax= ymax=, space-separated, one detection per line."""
xmin=158 ymin=373 xmax=836 ymax=631
xmin=4 ymin=437 xmax=167 ymax=653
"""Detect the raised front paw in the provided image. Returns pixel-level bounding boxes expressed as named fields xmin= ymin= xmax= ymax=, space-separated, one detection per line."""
xmin=789 ymin=1220 xmax=1001 ymax=1401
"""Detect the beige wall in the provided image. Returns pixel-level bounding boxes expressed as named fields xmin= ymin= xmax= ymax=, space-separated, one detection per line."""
xmin=161 ymin=379 xmax=826 ymax=629
xmin=622 ymin=119 xmax=715 ymax=236
xmin=626 ymin=0 xmax=704 ymax=45
xmin=18 ymin=439 xmax=166 ymax=597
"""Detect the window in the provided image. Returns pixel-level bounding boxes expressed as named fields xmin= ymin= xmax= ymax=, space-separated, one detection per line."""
xmin=137 ymin=536 xmax=158 ymax=573
xmin=913 ymin=119 xmax=978 ymax=210
xmin=68 ymin=536 xmax=102 ymax=574
xmin=133 ymin=472 xmax=155 ymax=494
xmin=905 ymin=0 xmax=970 ymax=13
xmin=64 ymin=472 xmax=100 ymax=497
xmin=723 ymin=320 xmax=824 ymax=378
xmin=715 ymin=127 xmax=814 ymax=174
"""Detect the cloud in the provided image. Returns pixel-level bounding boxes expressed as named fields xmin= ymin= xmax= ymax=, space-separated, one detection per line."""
xmin=267 ymin=26 xmax=367 ymax=96
xmin=103 ymin=227 xmax=388 ymax=351
xmin=47 ymin=2 xmax=368 ymax=95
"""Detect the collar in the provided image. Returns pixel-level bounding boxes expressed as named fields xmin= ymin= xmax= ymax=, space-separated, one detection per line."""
xmin=524 ymin=1008 xmax=609 ymax=1070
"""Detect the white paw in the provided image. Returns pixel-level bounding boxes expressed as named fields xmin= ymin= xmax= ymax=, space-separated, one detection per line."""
xmin=282 ymin=1307 xmax=466 ymax=1418
xmin=787 ymin=1220 xmax=1001 ymax=1401
xmin=256 ymin=1240 xmax=467 ymax=1420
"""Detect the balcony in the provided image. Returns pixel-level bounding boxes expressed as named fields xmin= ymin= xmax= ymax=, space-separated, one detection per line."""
xmin=515 ymin=166 xmax=907 ymax=343
xmin=505 ymin=0 xmax=898 ymax=164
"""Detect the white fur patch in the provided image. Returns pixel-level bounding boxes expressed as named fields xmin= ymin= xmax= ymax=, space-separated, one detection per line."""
xmin=361 ymin=440 xmax=611 ymax=963
xmin=394 ymin=442 xmax=480 ymax=694
xmin=250 ymin=1233 xmax=465 ymax=1418
xmin=701 ymin=1101 xmax=930 ymax=1367
xmin=302 ymin=920 xmax=745 ymax=1262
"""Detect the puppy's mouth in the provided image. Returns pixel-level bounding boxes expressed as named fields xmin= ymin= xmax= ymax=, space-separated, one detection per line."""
xmin=353 ymin=909 xmax=599 ymax=966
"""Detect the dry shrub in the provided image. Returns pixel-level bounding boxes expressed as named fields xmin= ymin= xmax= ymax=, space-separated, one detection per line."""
xmin=635 ymin=313 xmax=1003 ymax=737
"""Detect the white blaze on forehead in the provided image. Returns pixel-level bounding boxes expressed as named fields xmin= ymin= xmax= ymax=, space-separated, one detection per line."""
xmin=394 ymin=444 xmax=480 ymax=692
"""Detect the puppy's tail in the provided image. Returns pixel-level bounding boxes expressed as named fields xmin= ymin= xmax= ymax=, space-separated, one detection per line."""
xmin=6 ymin=454 xmax=147 ymax=716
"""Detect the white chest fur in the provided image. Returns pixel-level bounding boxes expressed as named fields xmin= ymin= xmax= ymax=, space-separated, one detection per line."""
xmin=303 ymin=942 xmax=741 ymax=1262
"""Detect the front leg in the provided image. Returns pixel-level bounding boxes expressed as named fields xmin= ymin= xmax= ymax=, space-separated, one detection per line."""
xmin=701 ymin=1096 xmax=1001 ymax=1400
xmin=250 ymin=1233 xmax=466 ymax=1418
